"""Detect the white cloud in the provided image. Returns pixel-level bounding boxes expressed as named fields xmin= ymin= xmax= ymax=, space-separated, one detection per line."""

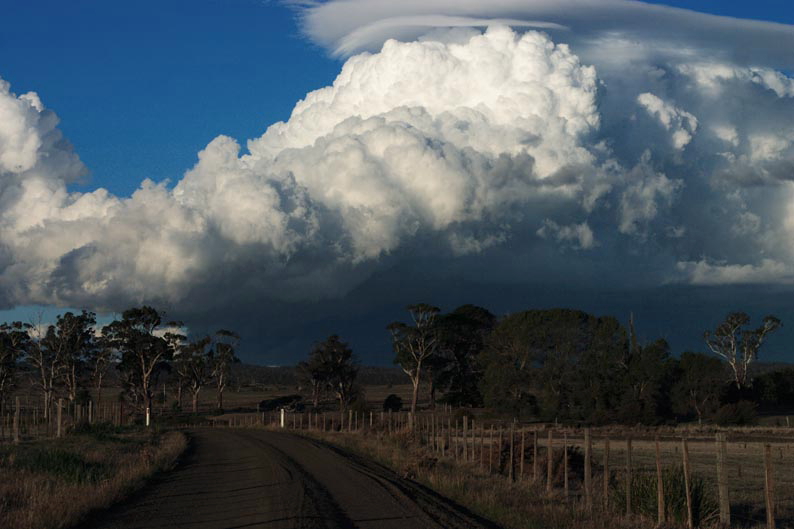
xmin=537 ymin=219 xmax=595 ymax=250
xmin=676 ymin=259 xmax=794 ymax=286
xmin=0 ymin=28 xmax=606 ymax=309
xmin=2 ymin=5 xmax=794 ymax=324
xmin=297 ymin=0 xmax=794 ymax=70
xmin=618 ymin=155 xmax=683 ymax=236
xmin=637 ymin=93 xmax=698 ymax=150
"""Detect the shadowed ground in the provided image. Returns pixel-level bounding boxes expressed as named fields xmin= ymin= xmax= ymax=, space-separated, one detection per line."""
xmin=79 ymin=428 xmax=499 ymax=529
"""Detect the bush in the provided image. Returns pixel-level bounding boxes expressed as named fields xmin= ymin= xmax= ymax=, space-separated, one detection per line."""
xmin=12 ymin=448 xmax=108 ymax=484
xmin=350 ymin=393 xmax=368 ymax=415
xmin=612 ymin=465 xmax=718 ymax=526
xmin=714 ymin=400 xmax=757 ymax=426
xmin=70 ymin=421 xmax=126 ymax=440
xmin=383 ymin=394 xmax=403 ymax=412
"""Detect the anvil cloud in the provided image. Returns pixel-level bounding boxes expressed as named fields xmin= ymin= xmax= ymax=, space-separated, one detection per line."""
xmin=1 ymin=1 xmax=794 ymax=361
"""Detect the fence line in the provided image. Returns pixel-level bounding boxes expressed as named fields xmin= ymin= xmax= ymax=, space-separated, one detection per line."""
xmin=217 ymin=409 xmax=794 ymax=529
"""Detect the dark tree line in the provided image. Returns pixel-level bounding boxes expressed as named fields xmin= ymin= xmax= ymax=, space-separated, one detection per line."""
xmin=0 ymin=306 xmax=240 ymax=421
xmin=297 ymin=335 xmax=360 ymax=411
xmin=380 ymin=304 xmax=785 ymax=425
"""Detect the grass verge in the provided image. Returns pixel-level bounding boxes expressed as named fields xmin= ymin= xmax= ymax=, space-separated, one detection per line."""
xmin=0 ymin=423 xmax=187 ymax=529
xmin=300 ymin=429 xmax=725 ymax=529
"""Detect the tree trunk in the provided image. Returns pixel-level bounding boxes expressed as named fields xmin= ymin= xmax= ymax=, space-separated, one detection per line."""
xmin=95 ymin=374 xmax=104 ymax=411
xmin=410 ymin=376 xmax=420 ymax=415
xmin=192 ymin=389 xmax=199 ymax=414
xmin=44 ymin=389 xmax=52 ymax=421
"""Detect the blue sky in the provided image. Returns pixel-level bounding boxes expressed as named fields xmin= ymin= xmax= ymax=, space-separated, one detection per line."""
xmin=1 ymin=0 xmax=794 ymax=363
xmin=1 ymin=0 xmax=789 ymax=198
xmin=1 ymin=0 xmax=342 ymax=196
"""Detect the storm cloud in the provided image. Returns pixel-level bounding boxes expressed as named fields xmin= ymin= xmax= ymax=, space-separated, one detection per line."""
xmin=1 ymin=1 xmax=794 ymax=361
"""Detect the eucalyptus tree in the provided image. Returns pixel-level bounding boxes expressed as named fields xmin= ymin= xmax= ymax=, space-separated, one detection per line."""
xmin=210 ymin=329 xmax=239 ymax=410
xmin=0 ymin=322 xmax=31 ymax=414
xmin=432 ymin=305 xmax=495 ymax=408
xmin=671 ymin=352 xmax=726 ymax=424
xmin=178 ymin=336 xmax=212 ymax=413
xmin=163 ymin=327 xmax=188 ymax=409
xmin=388 ymin=303 xmax=440 ymax=416
xmin=88 ymin=332 xmax=118 ymax=410
xmin=298 ymin=348 xmax=328 ymax=408
xmin=103 ymin=306 xmax=172 ymax=423
xmin=705 ymin=312 xmax=781 ymax=390
xmin=46 ymin=311 xmax=97 ymax=404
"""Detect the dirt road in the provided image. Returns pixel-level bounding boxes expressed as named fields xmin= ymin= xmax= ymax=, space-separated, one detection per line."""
xmin=81 ymin=428 xmax=500 ymax=529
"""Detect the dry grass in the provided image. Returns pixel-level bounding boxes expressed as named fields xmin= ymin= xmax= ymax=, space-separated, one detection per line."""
xmin=295 ymin=424 xmax=794 ymax=529
xmin=0 ymin=425 xmax=187 ymax=529
xmin=299 ymin=429 xmax=648 ymax=529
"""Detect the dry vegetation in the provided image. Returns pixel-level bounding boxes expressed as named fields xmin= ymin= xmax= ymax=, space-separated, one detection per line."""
xmin=0 ymin=424 xmax=187 ymax=529
xmin=287 ymin=421 xmax=794 ymax=529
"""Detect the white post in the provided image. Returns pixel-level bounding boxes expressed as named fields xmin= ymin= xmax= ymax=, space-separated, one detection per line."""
xmin=146 ymin=407 xmax=151 ymax=428
xmin=280 ymin=408 xmax=285 ymax=428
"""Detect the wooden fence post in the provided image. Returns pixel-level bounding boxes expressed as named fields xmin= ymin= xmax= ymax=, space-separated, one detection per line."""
xmin=56 ymin=398 xmax=63 ymax=438
xmin=509 ymin=423 xmax=515 ymax=482
xmin=533 ymin=430 xmax=539 ymax=482
xmin=682 ymin=437 xmax=694 ymax=529
xmin=656 ymin=435 xmax=665 ymax=526
xmin=463 ymin=416 xmax=469 ymax=461
xmin=489 ymin=425 xmax=494 ymax=473
xmin=498 ymin=427 xmax=504 ymax=471
xmin=604 ymin=437 xmax=611 ymax=511
xmin=716 ymin=433 xmax=730 ymax=526
xmin=520 ymin=429 xmax=526 ymax=480
xmin=764 ymin=444 xmax=776 ymax=529
xmin=452 ymin=421 xmax=458 ymax=461
xmin=626 ymin=437 xmax=633 ymax=516
xmin=547 ymin=429 xmax=554 ymax=494
xmin=563 ymin=433 xmax=569 ymax=500
xmin=480 ymin=426 xmax=485 ymax=469
xmin=585 ymin=428 xmax=592 ymax=512
xmin=13 ymin=397 xmax=20 ymax=444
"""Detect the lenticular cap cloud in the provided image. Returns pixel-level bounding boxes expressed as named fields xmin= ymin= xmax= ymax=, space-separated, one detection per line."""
xmin=297 ymin=0 xmax=794 ymax=69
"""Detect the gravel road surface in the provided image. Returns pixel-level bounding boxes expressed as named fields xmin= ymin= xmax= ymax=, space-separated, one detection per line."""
xmin=80 ymin=428 xmax=500 ymax=529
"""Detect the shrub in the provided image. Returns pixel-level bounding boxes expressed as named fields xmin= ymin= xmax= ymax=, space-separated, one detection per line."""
xmin=350 ymin=393 xmax=369 ymax=415
xmin=70 ymin=421 xmax=126 ymax=441
xmin=612 ymin=465 xmax=718 ymax=527
xmin=12 ymin=449 xmax=107 ymax=484
xmin=714 ymin=400 xmax=757 ymax=426
xmin=383 ymin=394 xmax=403 ymax=412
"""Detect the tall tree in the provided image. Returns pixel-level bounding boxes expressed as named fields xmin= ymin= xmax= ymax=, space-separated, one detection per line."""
xmin=704 ymin=312 xmax=781 ymax=390
xmin=388 ymin=303 xmax=440 ymax=416
xmin=0 ymin=322 xmax=31 ymax=414
xmin=671 ymin=352 xmax=726 ymax=424
xmin=175 ymin=336 xmax=212 ymax=413
xmin=210 ymin=329 xmax=239 ymax=410
xmin=317 ymin=335 xmax=358 ymax=411
xmin=88 ymin=332 xmax=117 ymax=411
xmin=433 ymin=305 xmax=496 ymax=408
xmin=27 ymin=315 xmax=66 ymax=420
xmin=480 ymin=309 xmax=628 ymax=421
xmin=104 ymin=307 xmax=172 ymax=421
xmin=46 ymin=311 xmax=96 ymax=404
xmin=297 ymin=348 xmax=328 ymax=408
xmin=163 ymin=327 xmax=187 ymax=409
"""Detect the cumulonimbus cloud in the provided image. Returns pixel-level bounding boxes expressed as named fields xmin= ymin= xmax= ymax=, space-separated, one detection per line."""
xmin=1 ymin=2 xmax=794 ymax=320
